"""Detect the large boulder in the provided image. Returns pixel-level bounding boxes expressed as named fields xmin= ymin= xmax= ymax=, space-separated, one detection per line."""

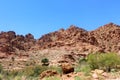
xmin=60 ymin=63 xmax=74 ymax=74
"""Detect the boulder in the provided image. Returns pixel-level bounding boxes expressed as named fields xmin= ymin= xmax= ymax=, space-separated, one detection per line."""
xmin=92 ymin=73 xmax=99 ymax=79
xmin=60 ymin=63 xmax=74 ymax=74
xmin=94 ymin=69 xmax=104 ymax=75
xmin=40 ymin=70 xmax=58 ymax=79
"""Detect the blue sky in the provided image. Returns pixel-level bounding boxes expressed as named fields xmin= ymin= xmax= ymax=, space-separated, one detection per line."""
xmin=0 ymin=0 xmax=120 ymax=39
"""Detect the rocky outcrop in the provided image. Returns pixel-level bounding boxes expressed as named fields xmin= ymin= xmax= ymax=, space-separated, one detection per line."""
xmin=37 ymin=25 xmax=94 ymax=49
xmin=0 ymin=22 xmax=120 ymax=58
xmin=90 ymin=23 xmax=120 ymax=52
xmin=0 ymin=31 xmax=36 ymax=57
xmin=38 ymin=23 xmax=120 ymax=53
xmin=60 ymin=63 xmax=74 ymax=74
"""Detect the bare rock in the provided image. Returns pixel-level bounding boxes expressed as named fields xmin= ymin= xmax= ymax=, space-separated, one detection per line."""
xmin=101 ymin=72 xmax=108 ymax=77
xmin=40 ymin=70 xmax=58 ymax=79
xmin=92 ymin=73 xmax=99 ymax=79
xmin=60 ymin=63 xmax=74 ymax=74
xmin=94 ymin=69 xmax=104 ymax=75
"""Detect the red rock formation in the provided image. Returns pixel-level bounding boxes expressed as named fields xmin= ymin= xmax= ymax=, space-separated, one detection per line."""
xmin=37 ymin=23 xmax=120 ymax=53
xmin=90 ymin=23 xmax=120 ymax=52
xmin=60 ymin=63 xmax=74 ymax=74
xmin=0 ymin=31 xmax=36 ymax=58
xmin=0 ymin=22 xmax=120 ymax=58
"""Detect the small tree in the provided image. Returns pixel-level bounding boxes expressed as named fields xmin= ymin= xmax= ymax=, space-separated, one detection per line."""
xmin=87 ymin=53 xmax=100 ymax=69
xmin=99 ymin=53 xmax=120 ymax=72
xmin=41 ymin=58 xmax=49 ymax=66
xmin=87 ymin=52 xmax=120 ymax=72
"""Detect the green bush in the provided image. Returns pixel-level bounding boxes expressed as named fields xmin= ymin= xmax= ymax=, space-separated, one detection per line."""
xmin=48 ymin=66 xmax=62 ymax=74
xmin=0 ymin=65 xmax=62 ymax=80
xmin=87 ymin=53 xmax=100 ymax=69
xmin=75 ymin=64 xmax=91 ymax=76
xmin=74 ymin=76 xmax=81 ymax=80
xmin=0 ymin=64 xmax=3 ymax=73
xmin=22 ymin=65 xmax=48 ymax=77
xmin=44 ymin=76 xmax=61 ymax=80
xmin=41 ymin=58 xmax=49 ymax=66
xmin=87 ymin=53 xmax=120 ymax=72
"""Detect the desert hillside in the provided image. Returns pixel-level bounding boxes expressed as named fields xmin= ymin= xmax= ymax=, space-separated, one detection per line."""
xmin=38 ymin=23 xmax=120 ymax=53
xmin=0 ymin=23 xmax=120 ymax=59
xmin=0 ymin=23 xmax=120 ymax=80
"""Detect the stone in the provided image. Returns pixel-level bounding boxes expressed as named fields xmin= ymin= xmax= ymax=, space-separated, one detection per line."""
xmin=92 ymin=73 xmax=99 ymax=79
xmin=101 ymin=72 xmax=108 ymax=77
xmin=60 ymin=63 xmax=74 ymax=74
xmin=40 ymin=70 xmax=58 ymax=79
xmin=95 ymin=69 xmax=104 ymax=74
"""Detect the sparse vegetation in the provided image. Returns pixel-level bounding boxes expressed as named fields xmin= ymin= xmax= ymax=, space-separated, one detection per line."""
xmin=0 ymin=53 xmax=119 ymax=80
xmin=41 ymin=58 xmax=49 ymax=66
xmin=87 ymin=52 xmax=120 ymax=72
xmin=0 ymin=64 xmax=3 ymax=73
xmin=0 ymin=23 xmax=120 ymax=80
xmin=74 ymin=76 xmax=81 ymax=80
xmin=44 ymin=76 xmax=61 ymax=80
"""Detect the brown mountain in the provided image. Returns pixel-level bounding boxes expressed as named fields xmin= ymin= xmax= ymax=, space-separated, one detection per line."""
xmin=0 ymin=23 xmax=120 ymax=58
xmin=0 ymin=31 xmax=36 ymax=58
xmin=90 ymin=23 xmax=120 ymax=52
xmin=38 ymin=23 xmax=120 ymax=53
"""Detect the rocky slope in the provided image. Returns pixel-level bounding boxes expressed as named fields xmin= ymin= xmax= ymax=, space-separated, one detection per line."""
xmin=37 ymin=23 xmax=120 ymax=53
xmin=90 ymin=23 xmax=120 ymax=52
xmin=0 ymin=31 xmax=36 ymax=58
xmin=0 ymin=22 xmax=120 ymax=59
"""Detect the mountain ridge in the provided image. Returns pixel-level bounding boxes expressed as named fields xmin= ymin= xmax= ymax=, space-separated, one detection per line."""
xmin=0 ymin=22 xmax=120 ymax=58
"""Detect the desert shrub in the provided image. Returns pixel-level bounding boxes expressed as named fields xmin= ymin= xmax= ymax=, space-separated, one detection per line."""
xmin=41 ymin=58 xmax=49 ymax=66
xmin=1 ymin=70 xmax=23 ymax=80
xmin=74 ymin=76 xmax=81 ymax=80
xmin=0 ymin=74 xmax=3 ymax=80
xmin=33 ymin=65 xmax=41 ymax=76
xmin=87 ymin=53 xmax=100 ymax=69
xmin=87 ymin=52 xmax=120 ymax=72
xmin=9 ymin=71 xmax=18 ymax=77
xmin=74 ymin=65 xmax=81 ymax=73
xmin=80 ymin=65 xmax=91 ymax=76
xmin=22 ymin=65 xmax=48 ymax=77
xmin=48 ymin=66 xmax=62 ymax=74
xmin=79 ymin=56 xmax=87 ymax=66
xmin=75 ymin=64 xmax=91 ymax=76
xmin=22 ymin=66 xmax=35 ymax=76
xmin=99 ymin=53 xmax=120 ymax=72
xmin=0 ymin=64 xmax=3 ymax=73
xmin=44 ymin=76 xmax=61 ymax=80
xmin=20 ymin=64 xmax=62 ymax=78
xmin=75 ymin=56 xmax=91 ymax=73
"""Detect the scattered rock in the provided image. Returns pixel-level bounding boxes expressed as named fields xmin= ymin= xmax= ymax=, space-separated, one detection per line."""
xmin=92 ymin=73 xmax=99 ymax=79
xmin=94 ymin=69 xmax=104 ymax=75
xmin=0 ymin=31 xmax=36 ymax=57
xmin=40 ymin=70 xmax=58 ymax=79
xmin=101 ymin=72 xmax=108 ymax=77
